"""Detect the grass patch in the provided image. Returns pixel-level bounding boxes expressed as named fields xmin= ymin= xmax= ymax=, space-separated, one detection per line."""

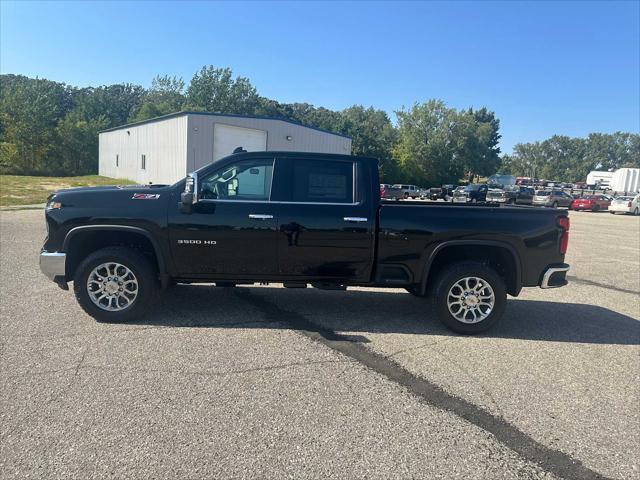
xmin=0 ymin=175 xmax=135 ymax=206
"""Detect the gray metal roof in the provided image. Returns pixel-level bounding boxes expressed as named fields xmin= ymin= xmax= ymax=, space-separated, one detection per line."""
xmin=99 ymin=111 xmax=352 ymax=139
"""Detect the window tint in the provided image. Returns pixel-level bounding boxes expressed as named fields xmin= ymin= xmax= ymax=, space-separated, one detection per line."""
xmin=291 ymin=159 xmax=354 ymax=203
xmin=200 ymin=158 xmax=273 ymax=201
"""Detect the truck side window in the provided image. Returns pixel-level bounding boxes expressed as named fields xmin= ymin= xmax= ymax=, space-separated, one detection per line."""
xmin=200 ymin=159 xmax=273 ymax=201
xmin=291 ymin=159 xmax=354 ymax=203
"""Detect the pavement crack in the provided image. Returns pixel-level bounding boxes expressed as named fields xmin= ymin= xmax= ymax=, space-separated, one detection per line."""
xmin=233 ymin=287 xmax=612 ymax=480
xmin=6 ymin=359 xmax=346 ymax=382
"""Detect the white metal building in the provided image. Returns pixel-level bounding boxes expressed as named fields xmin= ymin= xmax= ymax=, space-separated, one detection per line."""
xmin=586 ymin=168 xmax=640 ymax=192
xmin=99 ymin=112 xmax=352 ymax=184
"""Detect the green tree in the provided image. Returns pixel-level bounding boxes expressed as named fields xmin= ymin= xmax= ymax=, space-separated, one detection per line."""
xmin=340 ymin=105 xmax=397 ymax=180
xmin=392 ymin=100 xmax=502 ymax=185
xmin=0 ymin=76 xmax=72 ymax=173
xmin=131 ymin=75 xmax=185 ymax=122
xmin=55 ymin=112 xmax=109 ymax=175
xmin=186 ymin=66 xmax=260 ymax=115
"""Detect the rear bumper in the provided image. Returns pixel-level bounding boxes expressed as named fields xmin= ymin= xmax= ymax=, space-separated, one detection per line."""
xmin=40 ymin=251 xmax=66 ymax=281
xmin=540 ymin=263 xmax=570 ymax=289
xmin=608 ymin=205 xmax=632 ymax=213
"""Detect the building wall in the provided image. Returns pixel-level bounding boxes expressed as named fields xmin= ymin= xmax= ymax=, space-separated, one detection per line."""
xmin=99 ymin=115 xmax=188 ymax=184
xmin=99 ymin=113 xmax=352 ymax=184
xmin=611 ymin=168 xmax=640 ymax=192
xmin=187 ymin=114 xmax=352 ymax=172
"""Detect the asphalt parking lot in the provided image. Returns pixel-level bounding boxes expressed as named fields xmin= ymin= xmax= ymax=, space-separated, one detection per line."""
xmin=1 ymin=208 xmax=638 ymax=479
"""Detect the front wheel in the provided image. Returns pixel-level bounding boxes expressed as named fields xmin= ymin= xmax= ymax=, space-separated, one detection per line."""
xmin=73 ymin=247 xmax=158 ymax=323
xmin=433 ymin=261 xmax=506 ymax=334
xmin=634 ymin=207 xmax=640 ymax=216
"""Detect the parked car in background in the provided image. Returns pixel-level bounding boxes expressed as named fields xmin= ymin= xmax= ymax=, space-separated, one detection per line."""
xmin=573 ymin=182 xmax=587 ymax=189
xmin=380 ymin=184 xmax=404 ymax=201
xmin=516 ymin=177 xmax=533 ymax=186
xmin=394 ymin=184 xmax=421 ymax=199
xmin=453 ymin=184 xmax=489 ymax=203
xmin=441 ymin=184 xmax=457 ymax=200
xmin=487 ymin=174 xmax=516 ymax=188
xmin=608 ymin=195 xmax=639 ymax=215
xmin=571 ymin=194 xmax=611 ymax=212
xmin=428 ymin=187 xmax=443 ymax=201
xmin=487 ymin=186 xmax=535 ymax=205
xmin=533 ymin=190 xmax=573 ymax=208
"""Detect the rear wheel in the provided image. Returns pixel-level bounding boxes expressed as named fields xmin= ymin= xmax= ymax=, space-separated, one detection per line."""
xmin=594 ymin=205 xmax=600 ymax=212
xmin=74 ymin=247 xmax=158 ymax=323
xmin=433 ymin=261 xmax=506 ymax=334
xmin=635 ymin=207 xmax=639 ymax=216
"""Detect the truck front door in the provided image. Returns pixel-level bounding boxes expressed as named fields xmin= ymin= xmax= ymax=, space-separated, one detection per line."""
xmin=271 ymin=157 xmax=375 ymax=283
xmin=168 ymin=157 xmax=278 ymax=277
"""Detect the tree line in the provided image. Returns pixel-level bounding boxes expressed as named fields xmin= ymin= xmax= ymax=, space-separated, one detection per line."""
xmin=1 ymin=66 xmax=638 ymax=184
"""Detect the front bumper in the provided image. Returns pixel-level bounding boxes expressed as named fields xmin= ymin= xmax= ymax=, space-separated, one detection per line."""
xmin=540 ymin=263 xmax=570 ymax=289
xmin=40 ymin=251 xmax=66 ymax=281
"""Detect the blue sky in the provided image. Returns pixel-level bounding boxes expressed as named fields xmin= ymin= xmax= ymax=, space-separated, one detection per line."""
xmin=1 ymin=0 xmax=638 ymax=153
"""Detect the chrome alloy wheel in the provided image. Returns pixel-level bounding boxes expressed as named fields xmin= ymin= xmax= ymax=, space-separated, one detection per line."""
xmin=87 ymin=262 xmax=139 ymax=311
xmin=447 ymin=276 xmax=495 ymax=324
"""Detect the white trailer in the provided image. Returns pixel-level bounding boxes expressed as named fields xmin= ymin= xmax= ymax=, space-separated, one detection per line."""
xmin=610 ymin=168 xmax=640 ymax=193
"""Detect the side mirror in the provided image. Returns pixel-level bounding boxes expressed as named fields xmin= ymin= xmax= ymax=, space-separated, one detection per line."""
xmin=180 ymin=172 xmax=198 ymax=214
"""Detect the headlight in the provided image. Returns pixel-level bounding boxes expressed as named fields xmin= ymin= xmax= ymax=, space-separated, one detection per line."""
xmin=46 ymin=200 xmax=62 ymax=210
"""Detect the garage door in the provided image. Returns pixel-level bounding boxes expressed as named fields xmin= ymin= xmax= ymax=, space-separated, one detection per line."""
xmin=213 ymin=123 xmax=267 ymax=161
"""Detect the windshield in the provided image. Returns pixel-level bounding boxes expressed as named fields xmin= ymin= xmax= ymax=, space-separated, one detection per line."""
xmin=535 ymin=191 xmax=550 ymax=196
xmin=487 ymin=174 xmax=516 ymax=187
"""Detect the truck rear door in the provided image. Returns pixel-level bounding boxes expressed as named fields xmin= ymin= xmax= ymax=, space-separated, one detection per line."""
xmin=271 ymin=156 xmax=375 ymax=283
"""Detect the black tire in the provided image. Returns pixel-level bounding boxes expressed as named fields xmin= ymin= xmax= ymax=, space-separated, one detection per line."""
xmin=73 ymin=247 xmax=158 ymax=323
xmin=552 ymin=201 xmax=558 ymax=208
xmin=593 ymin=204 xmax=600 ymax=212
xmin=433 ymin=261 xmax=506 ymax=334
xmin=634 ymin=207 xmax=639 ymax=216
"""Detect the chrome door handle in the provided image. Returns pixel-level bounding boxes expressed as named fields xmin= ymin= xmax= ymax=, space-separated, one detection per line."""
xmin=343 ymin=217 xmax=368 ymax=223
xmin=248 ymin=214 xmax=273 ymax=220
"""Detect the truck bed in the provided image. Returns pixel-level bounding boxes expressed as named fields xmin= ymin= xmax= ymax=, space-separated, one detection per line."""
xmin=376 ymin=202 xmax=567 ymax=289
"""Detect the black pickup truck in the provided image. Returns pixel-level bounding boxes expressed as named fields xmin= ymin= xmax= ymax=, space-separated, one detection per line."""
xmin=40 ymin=151 xmax=570 ymax=333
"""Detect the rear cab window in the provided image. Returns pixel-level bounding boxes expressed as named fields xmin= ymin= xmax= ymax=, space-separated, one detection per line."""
xmin=272 ymin=157 xmax=359 ymax=204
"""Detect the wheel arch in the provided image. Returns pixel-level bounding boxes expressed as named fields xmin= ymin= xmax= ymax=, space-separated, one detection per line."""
xmin=419 ymin=240 xmax=522 ymax=297
xmin=62 ymin=225 xmax=167 ymax=283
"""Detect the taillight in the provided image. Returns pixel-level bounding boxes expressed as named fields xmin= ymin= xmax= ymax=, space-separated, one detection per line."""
xmin=558 ymin=216 xmax=570 ymax=254
xmin=628 ymin=202 xmax=633 ymax=207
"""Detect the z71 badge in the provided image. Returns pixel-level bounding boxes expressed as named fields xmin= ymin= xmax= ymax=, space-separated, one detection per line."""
xmin=132 ymin=193 xmax=160 ymax=200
